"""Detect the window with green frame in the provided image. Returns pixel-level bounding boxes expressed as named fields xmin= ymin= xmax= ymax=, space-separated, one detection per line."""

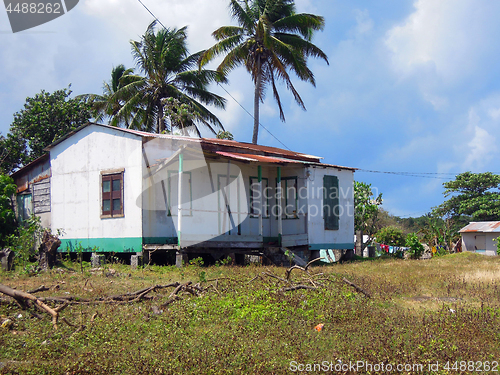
xmin=167 ymin=171 xmax=192 ymax=216
xmin=16 ymin=194 xmax=32 ymax=223
xmin=249 ymin=177 xmax=269 ymax=217
xmin=278 ymin=177 xmax=298 ymax=219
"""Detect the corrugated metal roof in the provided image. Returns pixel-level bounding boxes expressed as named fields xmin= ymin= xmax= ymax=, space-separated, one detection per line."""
xmin=200 ymin=138 xmax=321 ymax=162
xmin=44 ymin=122 xmax=356 ymax=170
xmin=214 ymin=151 xmax=302 ymax=164
xmin=459 ymin=222 xmax=500 ymax=233
xmin=10 ymin=153 xmax=49 ymax=178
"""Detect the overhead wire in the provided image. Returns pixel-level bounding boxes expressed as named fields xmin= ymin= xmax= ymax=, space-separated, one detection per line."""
xmin=135 ymin=0 xmax=291 ymax=150
xmin=136 ymin=0 xmax=167 ymax=29
xmin=356 ymin=169 xmax=457 ymax=179
xmin=216 ymin=84 xmax=291 ymax=150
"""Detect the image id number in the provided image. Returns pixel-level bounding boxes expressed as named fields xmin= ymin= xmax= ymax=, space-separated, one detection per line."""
xmin=5 ymin=3 xmax=61 ymax=14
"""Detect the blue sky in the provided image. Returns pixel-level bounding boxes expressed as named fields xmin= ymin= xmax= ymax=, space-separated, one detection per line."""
xmin=1 ymin=0 xmax=499 ymax=217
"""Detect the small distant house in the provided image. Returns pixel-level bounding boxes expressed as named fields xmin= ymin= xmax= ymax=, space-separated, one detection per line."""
xmin=459 ymin=222 xmax=500 ymax=256
xmin=12 ymin=122 xmax=356 ymax=264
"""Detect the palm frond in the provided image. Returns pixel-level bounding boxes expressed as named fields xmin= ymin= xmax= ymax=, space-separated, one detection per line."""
xmin=273 ymin=13 xmax=325 ymax=38
xmin=229 ymin=0 xmax=254 ymax=30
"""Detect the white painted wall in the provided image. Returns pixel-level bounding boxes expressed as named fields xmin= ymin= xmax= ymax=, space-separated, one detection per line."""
xmin=462 ymin=232 xmax=499 ymax=256
xmin=142 ymin=138 xmax=252 ymax=244
xmin=306 ymin=166 xmax=355 ymax=248
xmin=50 ymin=125 xmax=143 ymax=246
xmin=142 ymin=141 xmax=354 ymax=248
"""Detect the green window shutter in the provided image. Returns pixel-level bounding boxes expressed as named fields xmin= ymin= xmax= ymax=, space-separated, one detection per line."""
xmin=323 ymin=175 xmax=339 ymax=230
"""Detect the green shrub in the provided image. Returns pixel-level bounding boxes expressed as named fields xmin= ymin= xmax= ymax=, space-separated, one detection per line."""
xmin=375 ymin=226 xmax=405 ymax=246
xmin=7 ymin=215 xmax=44 ymax=270
xmin=494 ymin=237 xmax=500 ymax=256
xmin=406 ymin=232 xmax=425 ymax=259
xmin=0 ymin=173 xmax=17 ymax=246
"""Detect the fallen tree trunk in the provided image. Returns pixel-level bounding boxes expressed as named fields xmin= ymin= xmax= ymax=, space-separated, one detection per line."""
xmin=0 ymin=283 xmax=69 ymax=329
xmin=342 ymin=278 xmax=371 ymax=298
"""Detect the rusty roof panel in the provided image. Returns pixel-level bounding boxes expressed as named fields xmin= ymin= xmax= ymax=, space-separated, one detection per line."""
xmin=459 ymin=222 xmax=500 ymax=233
xmin=44 ymin=123 xmax=356 ymax=170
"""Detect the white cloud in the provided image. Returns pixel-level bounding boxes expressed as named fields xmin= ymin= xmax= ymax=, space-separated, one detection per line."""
xmin=385 ymin=0 xmax=500 ymax=84
xmin=459 ymin=96 xmax=500 ymax=170
xmin=462 ymin=125 xmax=497 ymax=170
xmin=81 ymin=0 xmax=231 ymax=52
xmin=353 ymin=9 xmax=373 ymax=36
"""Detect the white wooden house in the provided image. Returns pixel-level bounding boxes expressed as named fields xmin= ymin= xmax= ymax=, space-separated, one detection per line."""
xmin=16 ymin=123 xmax=356 ymax=263
xmin=459 ymin=221 xmax=500 ymax=256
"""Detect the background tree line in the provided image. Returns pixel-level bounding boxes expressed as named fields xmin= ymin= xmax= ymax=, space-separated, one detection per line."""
xmin=355 ymin=171 xmax=500 ymax=256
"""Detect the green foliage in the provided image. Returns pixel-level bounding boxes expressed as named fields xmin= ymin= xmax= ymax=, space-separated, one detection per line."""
xmin=419 ymin=216 xmax=459 ymax=253
xmin=434 ymin=172 xmax=500 ymax=221
xmin=284 ymin=249 xmax=295 ymax=263
xmin=405 ymin=232 xmax=425 ymax=259
xmin=200 ymin=0 xmax=328 ymax=143
xmin=1 ymin=87 xmax=92 ymax=173
xmin=215 ymin=256 xmax=232 ymax=266
xmin=494 ymin=237 xmax=500 ymax=256
xmin=0 ymin=173 xmax=17 ymax=246
xmin=354 ymin=181 xmax=383 ymax=244
xmin=77 ymin=64 xmax=135 ymax=127
xmin=2 ymin=256 xmax=500 ymax=373
xmin=216 ymin=130 xmax=234 ymax=140
xmin=188 ymin=257 xmax=204 ymax=267
xmin=108 ymin=21 xmax=226 ymax=135
xmin=375 ymin=226 xmax=405 ymax=246
xmin=7 ymin=215 xmax=44 ymax=269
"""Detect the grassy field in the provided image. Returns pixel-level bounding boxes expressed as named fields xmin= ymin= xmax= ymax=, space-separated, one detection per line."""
xmin=1 ymin=252 xmax=500 ymax=374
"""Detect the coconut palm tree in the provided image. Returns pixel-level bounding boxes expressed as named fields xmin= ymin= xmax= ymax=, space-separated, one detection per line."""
xmin=78 ymin=64 xmax=139 ymax=128
xmin=200 ymin=0 xmax=329 ymax=144
xmin=113 ymin=21 xmax=227 ymax=134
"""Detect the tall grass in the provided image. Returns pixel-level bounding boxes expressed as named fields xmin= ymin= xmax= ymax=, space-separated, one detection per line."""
xmin=1 ymin=252 xmax=499 ymax=374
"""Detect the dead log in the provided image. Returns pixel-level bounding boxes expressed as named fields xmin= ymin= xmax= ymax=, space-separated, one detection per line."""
xmin=38 ymin=231 xmax=61 ymax=271
xmin=285 ymin=257 xmax=324 ymax=280
xmin=0 ymin=283 xmax=70 ymax=329
xmin=262 ymin=271 xmax=288 ymax=283
xmin=27 ymin=285 xmax=50 ymax=294
xmin=342 ymin=277 xmax=371 ymax=298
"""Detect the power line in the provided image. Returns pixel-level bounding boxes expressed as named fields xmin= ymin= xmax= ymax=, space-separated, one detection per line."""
xmin=135 ymin=0 xmax=291 ymax=151
xmin=357 ymin=169 xmax=458 ymax=179
xmin=136 ymin=0 xmax=167 ymax=29
xmin=216 ymin=84 xmax=291 ymax=150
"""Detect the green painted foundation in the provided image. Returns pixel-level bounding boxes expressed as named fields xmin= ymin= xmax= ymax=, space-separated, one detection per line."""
xmin=142 ymin=237 xmax=178 ymax=245
xmin=59 ymin=237 xmax=142 ymax=253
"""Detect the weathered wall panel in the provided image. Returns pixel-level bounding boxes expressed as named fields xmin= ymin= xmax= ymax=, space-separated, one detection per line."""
xmin=50 ymin=125 xmax=143 ymax=252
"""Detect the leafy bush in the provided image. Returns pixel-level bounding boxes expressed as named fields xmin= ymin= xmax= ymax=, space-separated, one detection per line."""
xmin=0 ymin=173 xmax=17 ymax=246
xmin=406 ymin=232 xmax=425 ymax=259
xmin=494 ymin=237 xmax=500 ymax=256
xmin=7 ymin=215 xmax=44 ymax=270
xmin=375 ymin=226 xmax=405 ymax=246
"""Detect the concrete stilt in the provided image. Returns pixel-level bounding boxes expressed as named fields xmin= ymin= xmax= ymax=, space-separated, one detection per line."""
xmin=91 ymin=253 xmax=105 ymax=268
xmin=175 ymin=251 xmax=188 ymax=267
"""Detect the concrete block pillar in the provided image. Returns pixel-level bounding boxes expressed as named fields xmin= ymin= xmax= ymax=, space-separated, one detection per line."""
xmin=131 ymin=255 xmax=143 ymax=269
xmin=175 ymin=251 xmax=188 ymax=268
xmin=91 ymin=253 xmax=105 ymax=268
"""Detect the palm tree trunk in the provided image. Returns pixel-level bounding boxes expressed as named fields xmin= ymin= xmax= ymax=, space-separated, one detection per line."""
xmin=252 ymin=56 xmax=261 ymax=145
xmin=158 ymin=103 xmax=165 ymax=133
